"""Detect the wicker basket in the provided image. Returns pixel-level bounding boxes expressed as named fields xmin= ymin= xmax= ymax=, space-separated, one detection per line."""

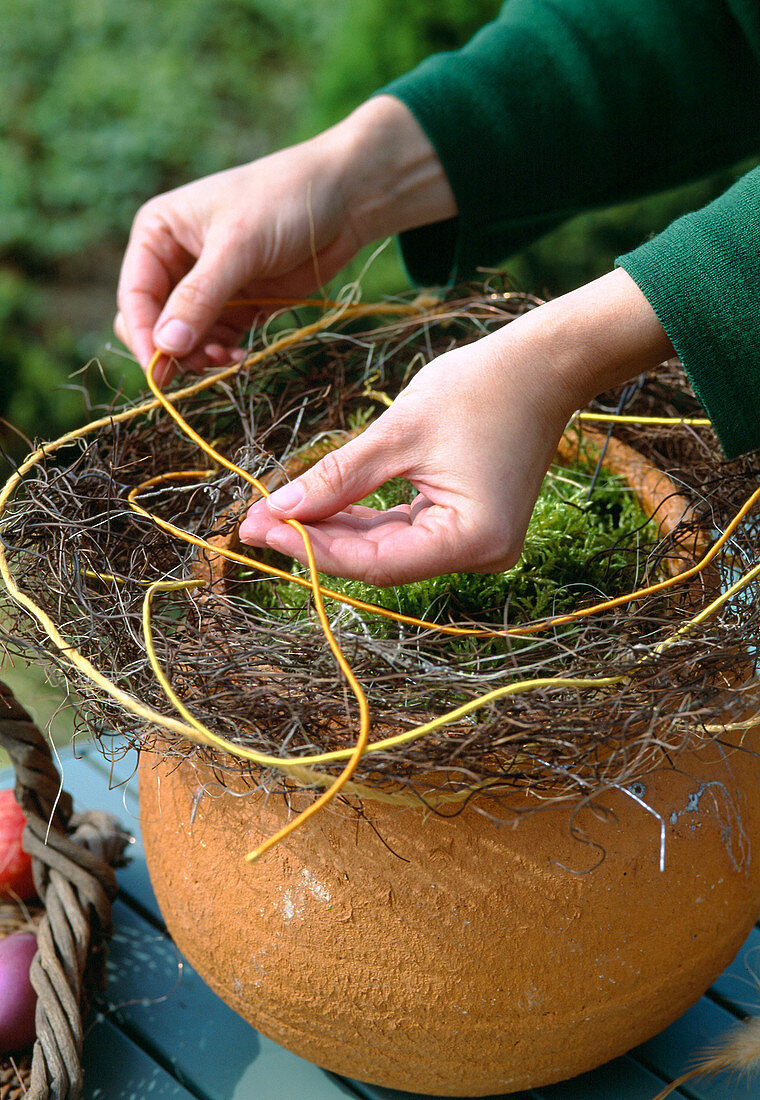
xmin=0 ymin=683 xmax=130 ymax=1100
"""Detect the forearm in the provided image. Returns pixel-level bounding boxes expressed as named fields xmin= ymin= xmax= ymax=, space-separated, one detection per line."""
xmin=334 ymin=95 xmax=457 ymax=247
xmin=488 ymin=268 xmax=674 ymax=420
xmin=539 ymin=269 xmax=674 ymax=408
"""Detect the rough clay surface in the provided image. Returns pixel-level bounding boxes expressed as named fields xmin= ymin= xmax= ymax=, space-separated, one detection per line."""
xmin=140 ymin=734 xmax=760 ymax=1097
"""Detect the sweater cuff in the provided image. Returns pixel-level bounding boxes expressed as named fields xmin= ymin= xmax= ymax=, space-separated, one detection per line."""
xmin=616 ymin=167 xmax=760 ymax=460
xmin=393 ymin=215 xmax=459 ymax=289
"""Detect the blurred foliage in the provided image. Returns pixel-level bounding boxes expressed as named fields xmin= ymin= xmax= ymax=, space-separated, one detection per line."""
xmin=305 ymin=0 xmax=503 ymax=133
xmin=0 ymin=269 xmax=137 ymax=456
xmin=0 ymin=0 xmax=337 ymax=460
xmin=0 ymin=0 xmax=335 ymax=264
xmin=0 ymin=0 xmax=754 ymax=463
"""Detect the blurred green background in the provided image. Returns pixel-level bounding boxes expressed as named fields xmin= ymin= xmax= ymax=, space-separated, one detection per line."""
xmin=1 ymin=0 xmax=754 ymax=464
xmin=0 ymin=0 xmax=754 ymax=756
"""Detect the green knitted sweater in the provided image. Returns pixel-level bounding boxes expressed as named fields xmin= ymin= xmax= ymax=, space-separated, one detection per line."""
xmin=382 ymin=0 xmax=760 ymax=458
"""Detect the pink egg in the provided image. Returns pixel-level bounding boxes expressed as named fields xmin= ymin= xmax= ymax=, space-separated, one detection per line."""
xmin=0 ymin=931 xmax=38 ymax=1052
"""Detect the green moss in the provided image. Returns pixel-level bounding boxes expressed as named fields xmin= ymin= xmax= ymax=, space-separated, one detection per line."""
xmin=243 ymin=458 xmax=660 ymax=643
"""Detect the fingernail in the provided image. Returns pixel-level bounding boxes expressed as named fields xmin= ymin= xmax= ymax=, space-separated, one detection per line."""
xmin=155 ymin=318 xmax=194 ymax=354
xmin=267 ymin=481 xmax=304 ymax=513
xmin=238 ymin=520 xmax=258 ymax=544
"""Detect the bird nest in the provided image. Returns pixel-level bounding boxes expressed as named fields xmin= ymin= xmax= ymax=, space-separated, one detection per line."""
xmin=1 ymin=283 xmax=759 ymax=825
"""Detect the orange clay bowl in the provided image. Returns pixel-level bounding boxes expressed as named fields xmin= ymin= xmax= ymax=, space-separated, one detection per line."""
xmin=139 ymin=429 xmax=760 ymax=1097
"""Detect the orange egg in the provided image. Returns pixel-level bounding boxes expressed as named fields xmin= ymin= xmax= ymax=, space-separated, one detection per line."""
xmin=0 ymin=790 xmax=35 ymax=902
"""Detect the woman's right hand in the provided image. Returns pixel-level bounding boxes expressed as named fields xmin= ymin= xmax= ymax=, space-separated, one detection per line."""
xmin=114 ymin=96 xmax=457 ymax=384
xmin=114 ymin=139 xmax=362 ymax=383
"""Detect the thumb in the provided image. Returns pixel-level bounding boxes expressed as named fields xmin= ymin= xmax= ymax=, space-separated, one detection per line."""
xmin=265 ymin=423 xmax=406 ymax=521
xmin=153 ymin=241 xmax=247 ymax=357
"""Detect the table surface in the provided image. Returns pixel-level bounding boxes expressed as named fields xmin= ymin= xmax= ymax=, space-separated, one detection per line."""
xmin=10 ymin=746 xmax=760 ymax=1100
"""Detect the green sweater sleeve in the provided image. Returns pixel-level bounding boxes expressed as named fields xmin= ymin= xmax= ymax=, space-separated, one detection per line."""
xmin=617 ymin=168 xmax=760 ymax=459
xmin=381 ymin=0 xmax=760 ymax=285
xmin=380 ymin=0 xmax=760 ymax=457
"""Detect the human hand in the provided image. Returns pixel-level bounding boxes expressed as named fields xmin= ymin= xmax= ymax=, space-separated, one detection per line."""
xmin=238 ymin=270 xmax=674 ymax=585
xmin=114 ymin=144 xmax=360 ymax=385
xmin=240 ymin=328 xmax=570 ymax=584
xmin=115 ymin=96 xmax=456 ymax=384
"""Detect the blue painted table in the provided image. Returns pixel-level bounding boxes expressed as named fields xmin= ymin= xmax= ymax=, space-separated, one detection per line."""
xmin=16 ymin=747 xmax=760 ymax=1100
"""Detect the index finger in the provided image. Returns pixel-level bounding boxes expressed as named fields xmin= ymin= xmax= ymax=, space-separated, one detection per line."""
xmin=116 ymin=212 xmax=192 ymax=370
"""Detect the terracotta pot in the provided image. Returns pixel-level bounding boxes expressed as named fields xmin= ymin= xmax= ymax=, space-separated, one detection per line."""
xmin=140 ymin=735 xmax=760 ymax=1096
xmin=140 ymin=429 xmax=758 ymax=1095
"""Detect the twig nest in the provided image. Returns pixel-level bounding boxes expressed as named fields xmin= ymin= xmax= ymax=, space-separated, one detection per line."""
xmin=4 ymin=290 xmax=759 ymax=1093
xmin=140 ymin=727 xmax=760 ymax=1096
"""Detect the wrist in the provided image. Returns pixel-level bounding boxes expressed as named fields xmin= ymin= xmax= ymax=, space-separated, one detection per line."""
xmin=533 ymin=269 xmax=674 ymax=411
xmin=331 ymin=95 xmax=457 ymax=247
